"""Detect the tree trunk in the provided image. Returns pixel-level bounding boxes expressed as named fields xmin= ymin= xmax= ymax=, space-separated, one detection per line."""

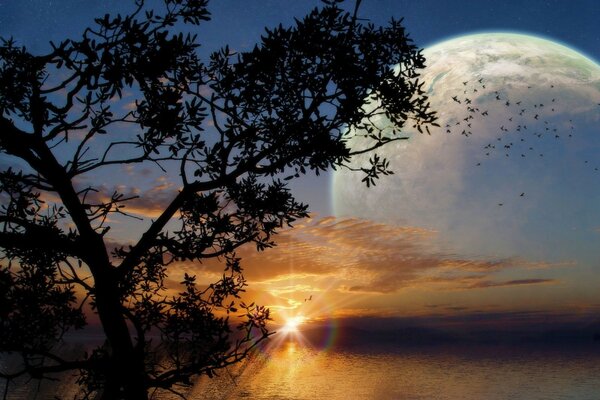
xmin=28 ymin=126 xmax=150 ymax=399
xmin=94 ymin=273 xmax=148 ymax=400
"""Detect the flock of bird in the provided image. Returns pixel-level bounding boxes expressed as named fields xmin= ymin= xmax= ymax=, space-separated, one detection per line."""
xmin=441 ymin=77 xmax=590 ymax=206
xmin=446 ymin=78 xmax=574 ymax=156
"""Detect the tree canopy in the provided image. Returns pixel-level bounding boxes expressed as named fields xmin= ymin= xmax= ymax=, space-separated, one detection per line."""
xmin=0 ymin=0 xmax=436 ymax=398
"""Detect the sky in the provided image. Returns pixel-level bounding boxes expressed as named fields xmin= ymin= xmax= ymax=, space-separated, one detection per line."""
xmin=2 ymin=0 xmax=600 ymax=339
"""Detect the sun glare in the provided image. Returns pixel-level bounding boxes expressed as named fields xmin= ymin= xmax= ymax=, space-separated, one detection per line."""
xmin=282 ymin=315 xmax=305 ymax=334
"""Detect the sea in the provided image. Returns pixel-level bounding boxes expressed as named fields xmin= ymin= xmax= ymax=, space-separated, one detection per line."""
xmin=3 ymin=341 xmax=600 ymax=399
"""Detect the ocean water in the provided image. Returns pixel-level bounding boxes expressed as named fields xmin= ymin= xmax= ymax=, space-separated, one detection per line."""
xmin=4 ymin=342 xmax=600 ymax=399
xmin=183 ymin=342 xmax=600 ymax=400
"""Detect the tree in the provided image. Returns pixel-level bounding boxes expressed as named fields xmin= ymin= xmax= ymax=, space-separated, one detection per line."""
xmin=0 ymin=0 xmax=436 ymax=398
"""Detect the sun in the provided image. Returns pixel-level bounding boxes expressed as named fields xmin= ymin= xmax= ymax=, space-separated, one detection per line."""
xmin=282 ymin=315 xmax=305 ymax=334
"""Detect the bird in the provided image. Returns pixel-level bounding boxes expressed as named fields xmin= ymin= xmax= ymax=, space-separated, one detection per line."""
xmin=520 ymin=192 xmax=525 ymax=197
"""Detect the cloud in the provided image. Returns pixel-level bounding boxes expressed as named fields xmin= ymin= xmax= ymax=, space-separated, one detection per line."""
xmin=328 ymin=304 xmax=600 ymax=333
xmin=70 ymin=178 xmax=179 ymax=219
xmin=121 ymin=182 xmax=177 ymax=218
xmin=65 ymin=213 xmax=585 ymax=326
xmin=91 ymin=211 xmax=573 ymax=312
xmin=467 ymin=278 xmax=557 ymax=289
xmin=195 ymin=216 xmax=564 ymax=296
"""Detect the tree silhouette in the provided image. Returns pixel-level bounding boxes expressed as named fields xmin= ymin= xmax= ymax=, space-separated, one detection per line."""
xmin=0 ymin=0 xmax=436 ymax=398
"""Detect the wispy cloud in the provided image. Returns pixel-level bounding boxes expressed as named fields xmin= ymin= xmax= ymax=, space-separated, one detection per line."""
xmin=199 ymin=216 xmax=565 ymax=296
xmin=467 ymin=278 xmax=557 ymax=289
xmin=98 ymin=215 xmax=574 ymax=322
xmin=71 ymin=178 xmax=178 ymax=219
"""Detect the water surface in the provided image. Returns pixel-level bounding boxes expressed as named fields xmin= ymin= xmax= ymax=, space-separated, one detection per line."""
xmin=185 ymin=342 xmax=600 ymax=400
xmin=3 ymin=342 xmax=600 ymax=399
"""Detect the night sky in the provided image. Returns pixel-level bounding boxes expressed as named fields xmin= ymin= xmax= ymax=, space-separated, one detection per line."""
xmin=2 ymin=0 xmax=600 ymax=336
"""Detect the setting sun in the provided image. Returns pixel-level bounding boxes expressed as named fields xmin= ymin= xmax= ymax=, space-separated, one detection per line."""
xmin=281 ymin=316 xmax=306 ymax=334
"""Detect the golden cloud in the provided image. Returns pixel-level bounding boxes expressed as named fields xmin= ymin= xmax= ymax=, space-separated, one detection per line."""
xmin=181 ymin=216 xmax=564 ymax=297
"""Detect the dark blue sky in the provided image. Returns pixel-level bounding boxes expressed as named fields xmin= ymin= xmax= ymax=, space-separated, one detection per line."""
xmin=375 ymin=0 xmax=600 ymax=56
xmin=1 ymin=1 xmax=599 ymax=61
xmin=2 ymin=0 xmax=599 ymax=230
xmin=2 ymin=0 xmax=599 ymax=229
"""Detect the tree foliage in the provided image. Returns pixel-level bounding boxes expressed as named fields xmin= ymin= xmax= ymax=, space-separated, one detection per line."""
xmin=0 ymin=0 xmax=436 ymax=398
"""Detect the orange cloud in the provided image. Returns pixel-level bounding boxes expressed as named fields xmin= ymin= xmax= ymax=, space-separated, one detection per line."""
xmin=86 ymin=215 xmax=572 ymax=322
xmin=209 ymin=217 xmax=561 ymax=297
xmin=466 ymin=278 xmax=557 ymax=289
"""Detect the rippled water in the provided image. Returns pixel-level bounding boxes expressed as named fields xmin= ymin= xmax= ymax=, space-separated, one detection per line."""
xmin=186 ymin=342 xmax=600 ymax=400
xmin=4 ymin=342 xmax=600 ymax=399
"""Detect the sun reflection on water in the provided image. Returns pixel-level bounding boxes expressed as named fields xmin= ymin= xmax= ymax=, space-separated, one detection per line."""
xmin=185 ymin=345 xmax=600 ymax=400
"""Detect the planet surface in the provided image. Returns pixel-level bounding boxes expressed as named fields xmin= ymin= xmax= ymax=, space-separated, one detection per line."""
xmin=332 ymin=33 xmax=600 ymax=261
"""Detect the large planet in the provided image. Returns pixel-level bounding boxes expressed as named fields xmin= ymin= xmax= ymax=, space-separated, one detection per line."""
xmin=332 ymin=33 xmax=600 ymax=262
